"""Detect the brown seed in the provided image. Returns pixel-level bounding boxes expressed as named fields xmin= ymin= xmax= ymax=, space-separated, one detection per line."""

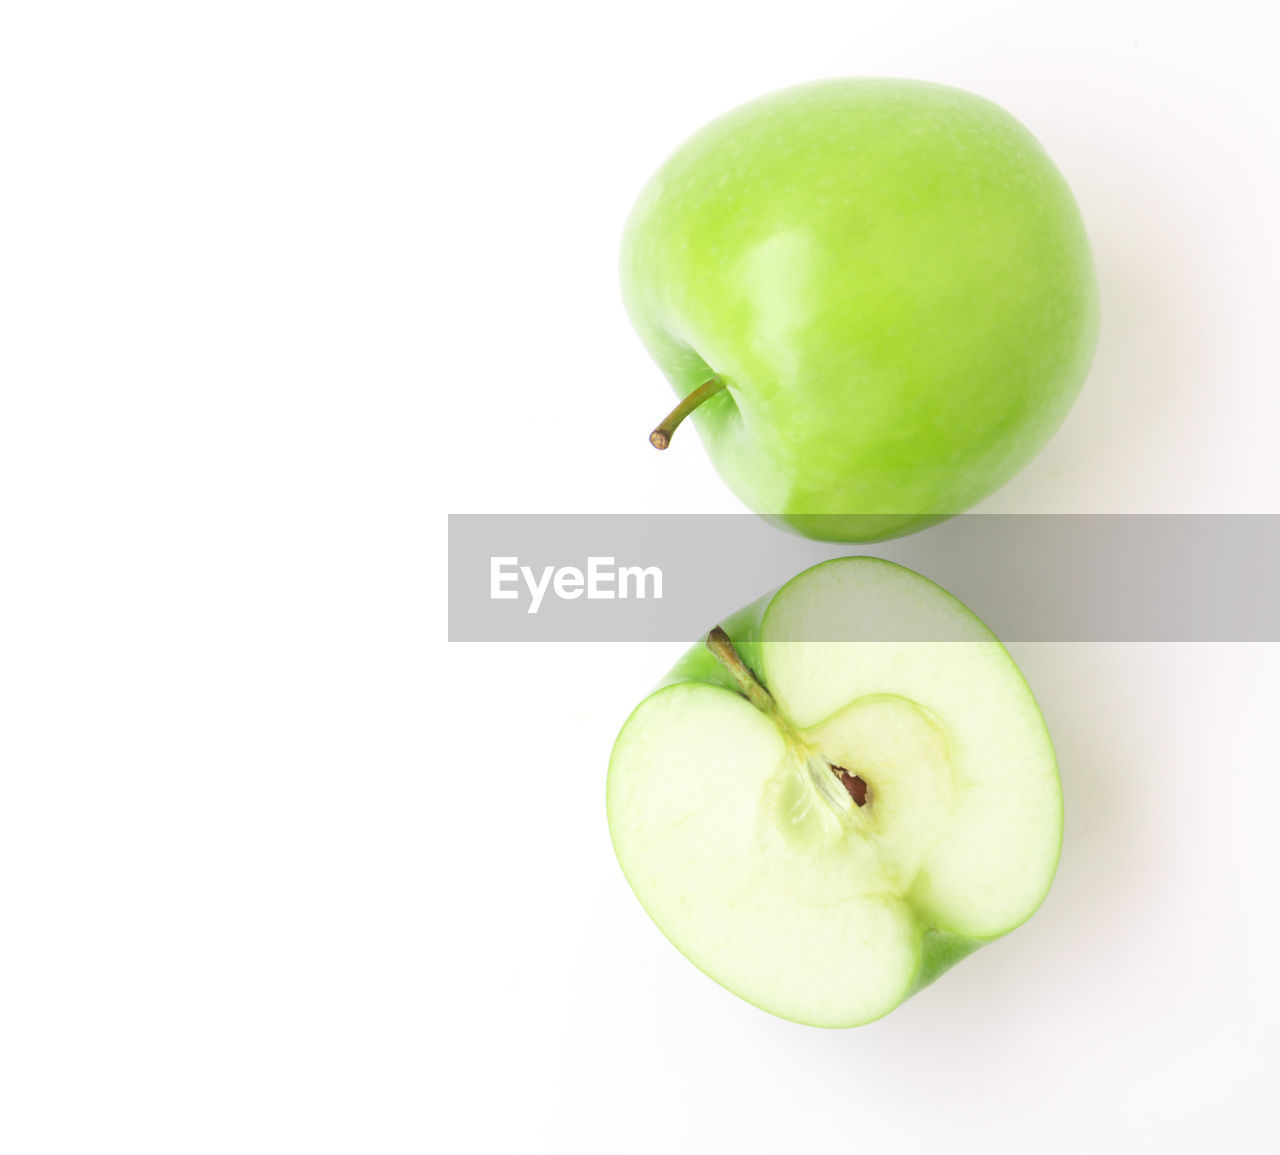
xmin=833 ymin=767 xmax=869 ymax=807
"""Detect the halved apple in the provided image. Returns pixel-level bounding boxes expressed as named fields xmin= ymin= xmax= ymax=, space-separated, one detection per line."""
xmin=607 ymin=557 xmax=1062 ymax=1027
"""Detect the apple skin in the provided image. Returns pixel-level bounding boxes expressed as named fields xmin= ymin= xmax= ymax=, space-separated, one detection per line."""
xmin=621 ymin=79 xmax=1100 ymax=540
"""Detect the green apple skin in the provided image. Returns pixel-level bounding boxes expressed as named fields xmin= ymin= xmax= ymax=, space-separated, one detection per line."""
xmin=606 ymin=557 xmax=1063 ymax=1027
xmin=621 ymin=79 xmax=1099 ymax=540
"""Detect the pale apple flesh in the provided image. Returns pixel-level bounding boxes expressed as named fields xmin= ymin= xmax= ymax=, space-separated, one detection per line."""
xmin=607 ymin=558 xmax=1062 ymax=1027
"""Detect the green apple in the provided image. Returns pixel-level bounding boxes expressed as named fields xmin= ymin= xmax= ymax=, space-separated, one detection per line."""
xmin=621 ymin=79 xmax=1099 ymax=540
xmin=607 ymin=557 xmax=1062 ymax=1027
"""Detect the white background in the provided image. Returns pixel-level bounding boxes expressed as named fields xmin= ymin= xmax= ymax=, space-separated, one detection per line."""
xmin=2 ymin=1 xmax=1278 ymax=1151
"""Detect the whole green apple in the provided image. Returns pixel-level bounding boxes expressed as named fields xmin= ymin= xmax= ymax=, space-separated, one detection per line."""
xmin=621 ymin=79 xmax=1099 ymax=540
xmin=607 ymin=557 xmax=1063 ymax=1027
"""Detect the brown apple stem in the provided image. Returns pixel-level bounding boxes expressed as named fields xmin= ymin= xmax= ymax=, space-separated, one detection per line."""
xmin=650 ymin=378 xmax=725 ymax=449
xmin=705 ymin=626 xmax=776 ymax=716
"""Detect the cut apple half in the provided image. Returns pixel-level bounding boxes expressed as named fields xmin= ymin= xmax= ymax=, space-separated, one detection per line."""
xmin=607 ymin=557 xmax=1062 ymax=1028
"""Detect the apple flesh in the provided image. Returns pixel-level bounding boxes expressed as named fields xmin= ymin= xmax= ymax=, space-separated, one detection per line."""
xmin=607 ymin=558 xmax=1062 ymax=1027
xmin=621 ymin=79 xmax=1099 ymax=540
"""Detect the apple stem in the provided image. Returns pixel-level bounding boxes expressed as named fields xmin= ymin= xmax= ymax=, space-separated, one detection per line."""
xmin=705 ymin=626 xmax=777 ymax=716
xmin=650 ymin=378 xmax=725 ymax=449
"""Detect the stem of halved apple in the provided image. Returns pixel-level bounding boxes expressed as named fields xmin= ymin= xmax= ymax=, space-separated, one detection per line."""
xmin=649 ymin=378 xmax=725 ymax=449
xmin=706 ymin=626 xmax=869 ymax=808
xmin=705 ymin=626 xmax=776 ymax=715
